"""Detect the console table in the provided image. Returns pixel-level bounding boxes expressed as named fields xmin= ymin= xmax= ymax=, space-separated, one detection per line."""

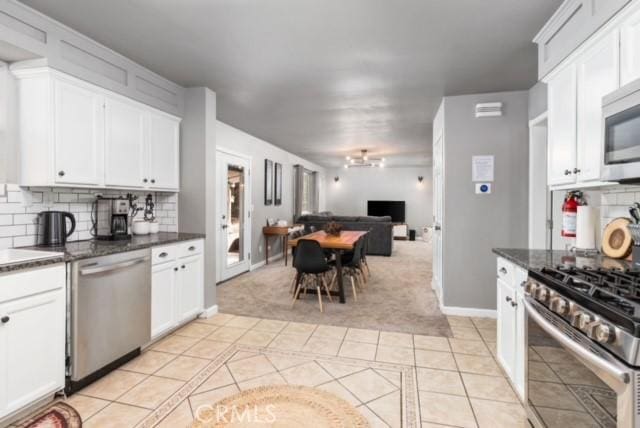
xmin=263 ymin=226 xmax=296 ymax=265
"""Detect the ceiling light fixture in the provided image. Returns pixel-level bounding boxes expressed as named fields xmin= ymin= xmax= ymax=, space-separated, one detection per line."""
xmin=343 ymin=150 xmax=385 ymax=168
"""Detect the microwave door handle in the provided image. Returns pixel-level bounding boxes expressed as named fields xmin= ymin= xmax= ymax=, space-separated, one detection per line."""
xmin=523 ymin=298 xmax=630 ymax=388
xmin=79 ymin=257 xmax=149 ymax=275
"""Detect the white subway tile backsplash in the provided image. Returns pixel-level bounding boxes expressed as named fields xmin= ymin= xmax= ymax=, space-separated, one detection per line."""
xmin=0 ymin=184 xmax=178 ymax=248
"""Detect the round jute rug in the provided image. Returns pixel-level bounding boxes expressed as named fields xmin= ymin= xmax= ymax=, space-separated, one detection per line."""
xmin=191 ymin=385 xmax=370 ymax=427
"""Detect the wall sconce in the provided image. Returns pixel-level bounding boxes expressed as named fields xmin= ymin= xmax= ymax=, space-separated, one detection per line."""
xmin=418 ymin=176 xmax=424 ymax=183
xmin=334 ymin=176 xmax=340 ymax=182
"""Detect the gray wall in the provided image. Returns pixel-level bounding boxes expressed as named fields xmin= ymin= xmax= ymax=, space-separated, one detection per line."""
xmin=528 ymin=81 xmax=547 ymax=120
xmin=0 ymin=1 xmax=183 ymax=115
xmin=179 ymin=87 xmax=217 ymax=308
xmin=216 ymin=121 xmax=325 ymax=267
xmin=324 ymin=166 xmax=432 ymax=233
xmin=442 ymin=91 xmax=529 ymax=310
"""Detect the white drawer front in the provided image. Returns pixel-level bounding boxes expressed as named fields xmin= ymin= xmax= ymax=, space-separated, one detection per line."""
xmin=152 ymin=246 xmax=177 ymax=265
xmin=178 ymin=240 xmax=203 ymax=258
xmin=496 ymin=257 xmax=514 ymax=284
xmin=0 ymin=264 xmax=66 ymax=303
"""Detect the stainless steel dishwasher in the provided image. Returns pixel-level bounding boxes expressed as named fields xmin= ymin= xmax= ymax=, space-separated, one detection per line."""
xmin=68 ymin=248 xmax=151 ymax=392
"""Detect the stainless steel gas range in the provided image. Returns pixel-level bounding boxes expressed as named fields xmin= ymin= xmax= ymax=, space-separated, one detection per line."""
xmin=524 ymin=266 xmax=640 ymax=428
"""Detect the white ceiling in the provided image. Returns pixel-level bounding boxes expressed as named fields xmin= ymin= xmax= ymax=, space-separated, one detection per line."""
xmin=21 ymin=0 xmax=561 ymax=167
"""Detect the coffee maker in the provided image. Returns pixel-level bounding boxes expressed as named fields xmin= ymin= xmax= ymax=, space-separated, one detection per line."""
xmin=93 ymin=197 xmax=131 ymax=241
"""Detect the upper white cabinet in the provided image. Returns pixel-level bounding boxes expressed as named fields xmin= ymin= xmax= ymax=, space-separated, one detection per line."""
xmin=53 ymin=79 xmax=105 ymax=186
xmin=547 ymin=64 xmax=577 ymax=186
xmin=104 ymin=96 xmax=146 ymax=188
xmin=12 ymin=66 xmax=181 ymax=191
xmin=621 ymin=7 xmax=640 ymax=85
xmin=147 ymin=112 xmax=180 ymax=190
xmin=576 ymin=32 xmax=619 ymax=181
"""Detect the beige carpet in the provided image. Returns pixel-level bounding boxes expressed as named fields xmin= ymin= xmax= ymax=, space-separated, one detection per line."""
xmin=217 ymin=240 xmax=452 ymax=336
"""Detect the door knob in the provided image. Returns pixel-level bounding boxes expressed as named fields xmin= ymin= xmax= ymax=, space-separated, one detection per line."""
xmin=1 ymin=316 xmax=9 ymax=324
xmin=434 ymin=225 xmax=441 ymax=231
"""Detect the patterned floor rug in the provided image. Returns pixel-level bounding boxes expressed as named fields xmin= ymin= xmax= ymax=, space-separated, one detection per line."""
xmin=11 ymin=402 xmax=81 ymax=428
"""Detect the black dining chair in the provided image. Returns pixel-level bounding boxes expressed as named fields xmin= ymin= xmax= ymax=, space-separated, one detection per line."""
xmin=339 ymin=237 xmax=366 ymax=301
xmin=291 ymin=240 xmax=334 ymax=312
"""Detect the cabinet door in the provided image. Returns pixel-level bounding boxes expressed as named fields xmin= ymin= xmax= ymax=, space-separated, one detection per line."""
xmin=147 ymin=112 xmax=180 ymax=190
xmin=104 ymin=97 xmax=147 ymax=188
xmin=497 ymin=278 xmax=516 ymax=381
xmin=151 ymin=262 xmax=177 ymax=339
xmin=176 ymin=255 xmax=203 ymax=322
xmin=53 ymin=78 xmax=104 ymax=186
xmin=0 ymin=289 xmax=65 ymax=417
xmin=621 ymin=7 xmax=640 ymax=85
xmin=514 ymin=291 xmax=526 ymax=401
xmin=576 ymin=32 xmax=620 ymax=181
xmin=547 ymin=65 xmax=577 ymax=186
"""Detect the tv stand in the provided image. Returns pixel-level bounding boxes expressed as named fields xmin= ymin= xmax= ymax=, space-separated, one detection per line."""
xmin=393 ymin=223 xmax=408 ymax=240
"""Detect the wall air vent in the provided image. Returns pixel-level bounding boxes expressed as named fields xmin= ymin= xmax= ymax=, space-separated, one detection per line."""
xmin=475 ymin=102 xmax=503 ymax=118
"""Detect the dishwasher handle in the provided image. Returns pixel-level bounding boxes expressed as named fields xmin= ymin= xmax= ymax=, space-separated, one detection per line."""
xmin=79 ymin=257 xmax=149 ymax=276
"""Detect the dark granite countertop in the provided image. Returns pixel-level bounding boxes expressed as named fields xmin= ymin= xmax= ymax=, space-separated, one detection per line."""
xmin=493 ymin=248 xmax=633 ymax=272
xmin=1 ymin=233 xmax=205 ymax=274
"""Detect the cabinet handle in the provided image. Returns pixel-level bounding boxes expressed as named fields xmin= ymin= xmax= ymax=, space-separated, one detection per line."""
xmin=573 ymin=168 xmax=581 ymax=174
xmin=143 ymin=178 xmax=148 ymax=183
xmin=174 ymin=267 xmax=178 ymax=272
xmin=511 ymin=301 xmax=518 ymax=308
xmin=58 ymin=170 xmax=65 ymax=177
xmin=1 ymin=316 xmax=9 ymax=324
xmin=188 ymin=246 xmax=196 ymax=251
xmin=505 ymin=296 xmax=512 ymax=303
xmin=564 ymin=169 xmax=572 ymax=176
xmin=520 ymin=281 xmax=527 ymax=288
xmin=499 ymin=267 xmax=507 ymax=275
xmin=181 ymin=265 xmax=186 ymax=269
xmin=151 ymin=179 xmax=156 ymax=184
xmin=159 ymin=252 xmax=168 ymax=258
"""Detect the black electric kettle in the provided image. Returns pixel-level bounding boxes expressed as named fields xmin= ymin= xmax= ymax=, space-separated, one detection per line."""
xmin=37 ymin=211 xmax=76 ymax=246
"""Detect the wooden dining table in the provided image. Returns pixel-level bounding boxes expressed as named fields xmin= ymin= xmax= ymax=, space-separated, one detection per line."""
xmin=288 ymin=230 xmax=368 ymax=303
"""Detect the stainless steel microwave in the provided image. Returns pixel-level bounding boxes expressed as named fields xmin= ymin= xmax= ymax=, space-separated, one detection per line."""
xmin=602 ymin=78 xmax=640 ymax=182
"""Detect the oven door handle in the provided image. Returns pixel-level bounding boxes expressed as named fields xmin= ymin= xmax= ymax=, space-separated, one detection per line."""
xmin=523 ymin=298 xmax=630 ymax=386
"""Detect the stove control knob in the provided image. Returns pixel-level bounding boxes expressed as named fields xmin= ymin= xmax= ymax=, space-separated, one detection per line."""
xmin=536 ymin=286 xmax=550 ymax=303
xmin=571 ymin=312 xmax=594 ymax=330
xmin=589 ymin=323 xmax=616 ymax=344
xmin=549 ymin=297 xmax=569 ymax=315
xmin=524 ymin=280 xmax=537 ymax=295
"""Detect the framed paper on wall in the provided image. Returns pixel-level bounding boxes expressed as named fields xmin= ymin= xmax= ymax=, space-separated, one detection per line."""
xmin=274 ymin=162 xmax=282 ymax=205
xmin=264 ymin=159 xmax=273 ymax=205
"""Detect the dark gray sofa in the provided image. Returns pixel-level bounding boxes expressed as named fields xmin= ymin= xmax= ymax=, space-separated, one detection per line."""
xmin=296 ymin=213 xmax=394 ymax=256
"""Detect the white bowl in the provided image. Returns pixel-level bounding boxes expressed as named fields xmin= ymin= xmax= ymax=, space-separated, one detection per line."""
xmin=148 ymin=221 xmax=160 ymax=234
xmin=132 ymin=220 xmax=150 ymax=235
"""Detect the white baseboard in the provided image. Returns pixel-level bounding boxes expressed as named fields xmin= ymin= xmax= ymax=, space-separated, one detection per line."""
xmin=250 ymin=253 xmax=284 ymax=271
xmin=199 ymin=304 xmax=219 ymax=318
xmin=440 ymin=305 xmax=497 ymax=318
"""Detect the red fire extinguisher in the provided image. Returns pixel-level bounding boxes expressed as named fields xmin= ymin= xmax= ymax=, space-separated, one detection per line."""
xmin=561 ymin=191 xmax=584 ymax=237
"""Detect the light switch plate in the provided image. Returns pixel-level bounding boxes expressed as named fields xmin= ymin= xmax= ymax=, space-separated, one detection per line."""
xmin=475 ymin=183 xmax=491 ymax=194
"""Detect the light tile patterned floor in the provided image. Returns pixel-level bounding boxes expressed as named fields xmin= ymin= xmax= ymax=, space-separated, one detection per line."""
xmin=62 ymin=313 xmax=526 ymax=427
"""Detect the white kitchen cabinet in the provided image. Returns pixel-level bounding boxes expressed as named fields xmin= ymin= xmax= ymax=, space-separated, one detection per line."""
xmin=147 ymin=112 xmax=180 ymax=191
xmin=576 ymin=32 xmax=620 ymax=181
xmin=177 ymin=255 xmax=204 ymax=322
xmin=150 ymin=240 xmax=204 ymax=340
xmin=151 ymin=262 xmax=178 ymax=338
xmin=12 ymin=66 xmax=181 ymax=191
xmin=0 ymin=265 xmax=66 ymax=421
xmin=104 ymin=96 xmax=147 ymax=188
xmin=496 ymin=257 xmax=526 ymax=401
xmin=547 ymin=64 xmax=578 ymax=186
xmin=53 ymin=78 xmax=105 ymax=186
xmin=621 ymin=7 xmax=640 ymax=85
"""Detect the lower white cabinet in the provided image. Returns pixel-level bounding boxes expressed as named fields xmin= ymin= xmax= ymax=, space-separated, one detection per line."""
xmin=0 ymin=265 xmax=66 ymax=420
xmin=151 ymin=240 xmax=204 ymax=339
xmin=496 ymin=257 xmax=527 ymax=400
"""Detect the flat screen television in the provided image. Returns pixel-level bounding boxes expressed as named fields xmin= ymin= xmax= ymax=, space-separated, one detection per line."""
xmin=367 ymin=200 xmax=405 ymax=223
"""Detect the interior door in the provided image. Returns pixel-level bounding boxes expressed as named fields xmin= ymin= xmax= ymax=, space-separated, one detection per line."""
xmin=432 ymin=131 xmax=444 ymax=299
xmin=53 ymin=78 xmax=104 ymax=186
xmin=217 ymin=151 xmax=251 ymax=282
xmin=104 ymin=96 xmax=146 ymax=188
